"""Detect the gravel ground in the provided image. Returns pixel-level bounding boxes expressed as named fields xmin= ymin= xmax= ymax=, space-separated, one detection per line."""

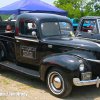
xmin=0 ymin=68 xmax=100 ymax=100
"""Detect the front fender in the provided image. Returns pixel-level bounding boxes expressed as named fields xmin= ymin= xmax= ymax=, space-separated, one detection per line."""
xmin=40 ymin=54 xmax=81 ymax=82
xmin=67 ymin=50 xmax=100 ymax=75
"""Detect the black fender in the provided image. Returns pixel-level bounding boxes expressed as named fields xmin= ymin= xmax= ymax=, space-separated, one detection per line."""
xmin=40 ymin=53 xmax=83 ymax=84
xmin=67 ymin=49 xmax=100 ymax=75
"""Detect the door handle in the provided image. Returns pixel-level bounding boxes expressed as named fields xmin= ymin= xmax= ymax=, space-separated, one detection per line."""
xmin=77 ymin=34 xmax=81 ymax=36
xmin=91 ymin=33 xmax=94 ymax=35
xmin=16 ymin=40 xmax=20 ymax=42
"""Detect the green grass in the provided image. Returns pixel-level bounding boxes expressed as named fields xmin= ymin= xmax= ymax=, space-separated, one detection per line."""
xmin=3 ymin=81 xmax=9 ymax=86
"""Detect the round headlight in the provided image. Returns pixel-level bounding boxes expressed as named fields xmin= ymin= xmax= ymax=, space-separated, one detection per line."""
xmin=79 ymin=64 xmax=84 ymax=71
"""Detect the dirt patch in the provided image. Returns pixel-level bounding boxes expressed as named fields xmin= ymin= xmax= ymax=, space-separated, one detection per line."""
xmin=0 ymin=68 xmax=100 ymax=100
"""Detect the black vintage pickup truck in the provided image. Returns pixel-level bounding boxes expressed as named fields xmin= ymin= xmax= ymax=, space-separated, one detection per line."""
xmin=0 ymin=13 xmax=100 ymax=98
xmin=75 ymin=16 xmax=100 ymax=43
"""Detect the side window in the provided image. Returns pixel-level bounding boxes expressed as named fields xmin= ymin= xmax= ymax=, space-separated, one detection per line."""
xmin=19 ymin=20 xmax=37 ymax=36
xmin=80 ymin=20 xmax=97 ymax=33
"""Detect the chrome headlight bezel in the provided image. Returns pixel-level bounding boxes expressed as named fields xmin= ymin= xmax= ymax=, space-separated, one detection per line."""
xmin=79 ymin=64 xmax=85 ymax=71
xmin=79 ymin=60 xmax=85 ymax=72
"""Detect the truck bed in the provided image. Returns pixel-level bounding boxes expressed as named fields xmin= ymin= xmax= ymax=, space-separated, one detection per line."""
xmin=0 ymin=33 xmax=14 ymax=38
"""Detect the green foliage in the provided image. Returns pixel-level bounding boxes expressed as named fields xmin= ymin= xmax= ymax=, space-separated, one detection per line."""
xmin=53 ymin=0 xmax=86 ymax=18
xmin=53 ymin=0 xmax=100 ymax=19
xmin=88 ymin=11 xmax=95 ymax=16
xmin=53 ymin=0 xmax=86 ymax=9
xmin=84 ymin=1 xmax=94 ymax=16
xmin=73 ymin=9 xmax=81 ymax=19
xmin=94 ymin=4 xmax=100 ymax=12
xmin=60 ymin=3 xmax=73 ymax=18
xmin=0 ymin=15 xmax=10 ymax=21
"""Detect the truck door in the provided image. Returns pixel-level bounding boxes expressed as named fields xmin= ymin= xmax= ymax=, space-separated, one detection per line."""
xmin=15 ymin=20 xmax=40 ymax=65
xmin=76 ymin=19 xmax=99 ymax=41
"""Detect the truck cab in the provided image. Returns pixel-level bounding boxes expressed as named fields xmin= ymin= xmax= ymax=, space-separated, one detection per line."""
xmin=75 ymin=16 xmax=100 ymax=43
xmin=0 ymin=13 xmax=100 ymax=98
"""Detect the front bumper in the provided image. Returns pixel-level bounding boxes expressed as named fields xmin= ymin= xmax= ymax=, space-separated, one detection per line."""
xmin=73 ymin=77 xmax=100 ymax=88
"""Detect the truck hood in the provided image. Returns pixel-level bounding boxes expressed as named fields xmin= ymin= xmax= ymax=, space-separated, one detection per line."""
xmin=42 ymin=36 xmax=100 ymax=52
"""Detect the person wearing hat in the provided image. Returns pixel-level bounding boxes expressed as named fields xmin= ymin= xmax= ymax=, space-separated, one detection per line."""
xmin=5 ymin=25 xmax=14 ymax=58
xmin=5 ymin=25 xmax=13 ymax=33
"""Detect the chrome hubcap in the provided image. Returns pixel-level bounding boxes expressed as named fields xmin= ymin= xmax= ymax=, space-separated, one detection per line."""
xmin=48 ymin=71 xmax=64 ymax=95
xmin=53 ymin=76 xmax=61 ymax=89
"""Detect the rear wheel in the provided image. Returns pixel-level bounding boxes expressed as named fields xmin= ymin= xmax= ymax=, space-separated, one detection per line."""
xmin=47 ymin=68 xmax=72 ymax=98
xmin=0 ymin=49 xmax=5 ymax=71
xmin=0 ymin=49 xmax=5 ymax=60
xmin=0 ymin=42 xmax=6 ymax=61
xmin=0 ymin=44 xmax=6 ymax=71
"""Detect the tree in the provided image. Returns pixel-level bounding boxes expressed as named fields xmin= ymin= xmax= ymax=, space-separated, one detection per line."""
xmin=53 ymin=0 xmax=86 ymax=9
xmin=53 ymin=0 xmax=100 ymax=18
xmin=94 ymin=4 xmax=100 ymax=16
xmin=83 ymin=1 xmax=94 ymax=16
xmin=94 ymin=3 xmax=100 ymax=12
xmin=59 ymin=3 xmax=73 ymax=18
xmin=53 ymin=0 xmax=86 ymax=18
xmin=84 ymin=0 xmax=100 ymax=16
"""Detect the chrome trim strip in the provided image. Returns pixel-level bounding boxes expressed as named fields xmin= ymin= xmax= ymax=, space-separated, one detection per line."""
xmin=84 ymin=58 xmax=100 ymax=63
xmin=73 ymin=77 xmax=100 ymax=88
xmin=15 ymin=36 xmax=39 ymax=43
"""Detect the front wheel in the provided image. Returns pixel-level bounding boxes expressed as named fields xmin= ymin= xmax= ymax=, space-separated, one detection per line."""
xmin=47 ymin=68 xmax=72 ymax=98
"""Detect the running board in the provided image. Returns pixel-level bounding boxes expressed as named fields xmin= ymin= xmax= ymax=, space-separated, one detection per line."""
xmin=0 ymin=61 xmax=40 ymax=78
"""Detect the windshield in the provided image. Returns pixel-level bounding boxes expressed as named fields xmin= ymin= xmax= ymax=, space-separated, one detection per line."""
xmin=8 ymin=14 xmax=18 ymax=20
xmin=41 ymin=22 xmax=74 ymax=37
xmin=98 ymin=19 xmax=100 ymax=32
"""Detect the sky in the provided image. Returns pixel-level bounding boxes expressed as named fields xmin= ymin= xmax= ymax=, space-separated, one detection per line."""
xmin=0 ymin=0 xmax=55 ymax=8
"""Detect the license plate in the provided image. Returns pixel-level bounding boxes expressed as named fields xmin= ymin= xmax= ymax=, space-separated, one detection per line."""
xmin=81 ymin=72 xmax=92 ymax=81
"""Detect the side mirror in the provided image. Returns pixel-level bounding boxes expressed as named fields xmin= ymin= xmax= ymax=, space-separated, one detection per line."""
xmin=32 ymin=31 xmax=37 ymax=36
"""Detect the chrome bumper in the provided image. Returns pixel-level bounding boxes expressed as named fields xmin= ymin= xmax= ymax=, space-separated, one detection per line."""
xmin=73 ymin=77 xmax=100 ymax=88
